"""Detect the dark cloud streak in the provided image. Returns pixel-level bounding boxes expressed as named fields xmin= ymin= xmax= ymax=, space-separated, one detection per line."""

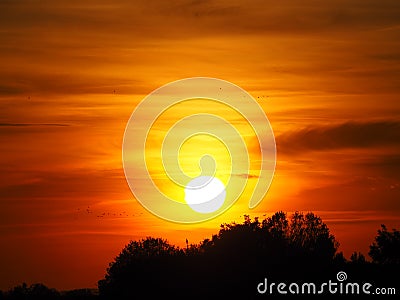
xmin=1 ymin=0 xmax=400 ymax=39
xmin=277 ymin=121 xmax=400 ymax=154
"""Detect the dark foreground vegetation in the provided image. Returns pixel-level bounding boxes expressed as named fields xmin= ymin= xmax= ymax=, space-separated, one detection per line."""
xmin=1 ymin=212 xmax=399 ymax=299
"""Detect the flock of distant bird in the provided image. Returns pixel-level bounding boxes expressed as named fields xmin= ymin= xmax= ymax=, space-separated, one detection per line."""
xmin=67 ymin=87 xmax=269 ymax=222
xmin=26 ymin=88 xmax=270 ymax=100
xmin=75 ymin=206 xmax=143 ymax=218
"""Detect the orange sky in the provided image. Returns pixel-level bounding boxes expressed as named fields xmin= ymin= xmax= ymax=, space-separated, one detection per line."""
xmin=1 ymin=0 xmax=400 ymax=291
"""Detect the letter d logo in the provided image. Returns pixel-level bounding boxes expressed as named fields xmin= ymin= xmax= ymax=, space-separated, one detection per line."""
xmin=257 ymin=278 xmax=268 ymax=294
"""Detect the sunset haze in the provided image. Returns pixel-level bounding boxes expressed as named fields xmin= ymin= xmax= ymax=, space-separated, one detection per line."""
xmin=1 ymin=0 xmax=400 ymax=291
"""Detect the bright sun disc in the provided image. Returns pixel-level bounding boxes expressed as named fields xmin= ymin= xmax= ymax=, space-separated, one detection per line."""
xmin=184 ymin=176 xmax=226 ymax=213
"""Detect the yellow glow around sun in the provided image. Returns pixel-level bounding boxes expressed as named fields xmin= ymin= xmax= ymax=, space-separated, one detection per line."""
xmin=179 ymin=135 xmax=231 ymax=184
xmin=145 ymin=98 xmax=261 ymax=204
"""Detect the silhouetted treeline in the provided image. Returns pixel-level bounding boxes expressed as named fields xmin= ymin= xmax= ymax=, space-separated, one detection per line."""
xmin=0 ymin=283 xmax=98 ymax=300
xmin=97 ymin=212 xmax=400 ymax=298
xmin=2 ymin=212 xmax=399 ymax=299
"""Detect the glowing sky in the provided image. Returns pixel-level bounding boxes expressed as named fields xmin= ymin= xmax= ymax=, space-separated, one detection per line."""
xmin=1 ymin=0 xmax=400 ymax=290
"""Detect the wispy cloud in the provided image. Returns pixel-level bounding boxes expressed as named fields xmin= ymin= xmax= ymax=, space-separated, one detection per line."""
xmin=233 ymin=173 xmax=259 ymax=179
xmin=1 ymin=0 xmax=400 ymax=290
xmin=1 ymin=0 xmax=400 ymax=96
xmin=0 ymin=123 xmax=69 ymax=127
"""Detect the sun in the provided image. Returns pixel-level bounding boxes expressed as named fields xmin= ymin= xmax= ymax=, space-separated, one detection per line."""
xmin=184 ymin=176 xmax=226 ymax=213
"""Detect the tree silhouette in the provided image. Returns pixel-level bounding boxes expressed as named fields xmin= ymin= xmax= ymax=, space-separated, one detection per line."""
xmin=369 ymin=224 xmax=400 ymax=264
xmin=98 ymin=237 xmax=185 ymax=298
xmin=211 ymin=212 xmax=338 ymax=264
xmin=262 ymin=211 xmax=288 ymax=239
xmin=288 ymin=212 xmax=339 ymax=263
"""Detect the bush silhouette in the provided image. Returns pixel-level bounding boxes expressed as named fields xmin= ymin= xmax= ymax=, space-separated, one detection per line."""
xmin=4 ymin=283 xmax=60 ymax=300
xmin=1 ymin=284 xmax=98 ymax=300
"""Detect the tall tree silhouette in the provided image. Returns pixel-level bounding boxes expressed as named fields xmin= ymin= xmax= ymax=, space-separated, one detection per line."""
xmin=288 ymin=212 xmax=339 ymax=263
xmin=369 ymin=224 xmax=400 ymax=264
